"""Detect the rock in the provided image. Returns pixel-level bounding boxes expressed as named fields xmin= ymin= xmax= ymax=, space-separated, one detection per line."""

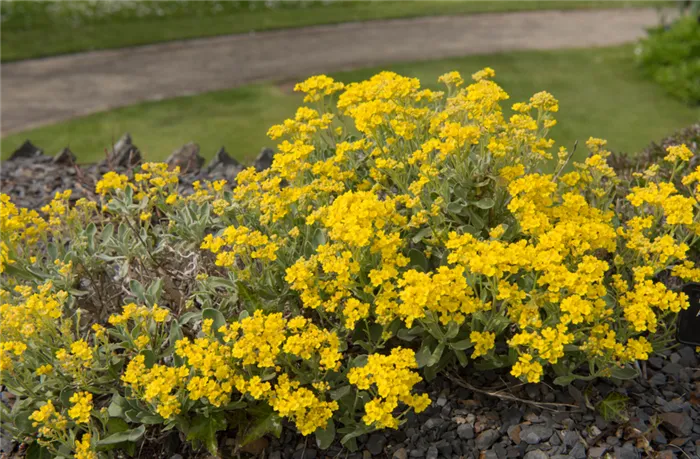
xmin=109 ymin=133 xmax=141 ymax=167
xmin=648 ymin=357 xmax=665 ymax=370
xmin=457 ymin=423 xmax=475 ymax=440
xmin=392 ymin=448 xmax=407 ymax=459
xmin=167 ymin=142 xmax=204 ymax=172
xmin=649 ymin=373 xmax=667 ymax=386
xmin=435 ymin=440 xmax=451 ymax=457
xmin=254 ymin=147 xmax=275 ymax=171
xmin=366 ymin=433 xmax=386 ymax=455
xmin=614 ymin=445 xmax=640 ymax=459
xmin=569 ymin=442 xmax=586 ymax=459
xmin=0 ymin=428 xmax=15 ymax=453
xmin=589 ymin=446 xmax=607 ymax=458
xmin=269 ymin=452 xmax=281 ymax=459
xmin=678 ymin=346 xmax=698 ymax=367
xmin=409 ymin=448 xmax=425 ymax=458
xmin=475 ymin=429 xmax=500 ymax=450
xmin=425 ymin=445 xmax=438 ymax=459
xmin=507 ymin=425 xmax=521 ymax=445
xmin=523 ymin=451 xmax=547 ymax=459
xmin=10 ymin=140 xmax=43 ymax=160
xmin=519 ymin=426 xmax=553 ymax=445
xmin=53 ymin=147 xmax=76 ymax=165
xmin=661 ymin=362 xmax=683 ymax=377
xmin=660 ymin=412 xmax=693 ymax=437
xmin=561 ymin=431 xmax=579 ymax=447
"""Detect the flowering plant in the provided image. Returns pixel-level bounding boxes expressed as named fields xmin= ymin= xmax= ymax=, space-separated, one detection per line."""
xmin=1 ymin=69 xmax=698 ymax=457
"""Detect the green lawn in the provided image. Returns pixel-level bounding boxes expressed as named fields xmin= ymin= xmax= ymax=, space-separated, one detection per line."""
xmin=3 ymin=46 xmax=698 ymax=164
xmin=1 ymin=0 xmax=670 ymax=62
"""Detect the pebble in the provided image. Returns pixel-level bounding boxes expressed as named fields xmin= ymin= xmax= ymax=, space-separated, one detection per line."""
xmin=457 ymin=424 xmax=474 ymax=440
xmin=366 ymin=433 xmax=386 ymax=455
xmin=475 ymin=429 xmax=500 ymax=450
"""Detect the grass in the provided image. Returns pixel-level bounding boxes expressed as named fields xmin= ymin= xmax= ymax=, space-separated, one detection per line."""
xmin=2 ymin=45 xmax=698 ymax=164
xmin=1 ymin=0 xmax=671 ymax=62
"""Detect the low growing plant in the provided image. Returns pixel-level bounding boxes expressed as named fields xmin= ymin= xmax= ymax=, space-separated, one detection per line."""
xmin=1 ymin=69 xmax=699 ymax=457
xmin=636 ymin=12 xmax=700 ymax=105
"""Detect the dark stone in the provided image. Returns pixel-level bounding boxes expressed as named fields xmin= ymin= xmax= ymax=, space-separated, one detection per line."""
xmin=53 ymin=147 xmax=76 ymax=165
xmin=660 ymin=412 xmax=693 ymax=437
xmin=614 ymin=445 xmax=640 ymax=459
xmin=10 ymin=140 xmax=43 ymax=160
xmin=649 ymin=373 xmax=667 ymax=386
xmin=562 ymin=431 xmax=579 ymax=447
xmin=569 ymin=442 xmax=586 ymax=459
xmin=292 ymin=449 xmax=317 ymax=459
xmin=661 ymin=362 xmax=683 ymax=376
xmin=166 ymin=142 xmax=204 ymax=172
xmin=109 ymin=133 xmax=141 ymax=167
xmin=475 ymin=429 xmax=500 ymax=450
xmin=677 ymin=346 xmax=698 ymax=367
xmin=422 ymin=418 xmax=445 ymax=432
xmin=648 ymin=357 xmax=665 ymax=370
xmin=523 ymin=450 xmax=547 ymax=459
xmin=409 ymin=448 xmax=426 ymax=458
xmin=367 ymin=433 xmax=386 ymax=456
xmin=589 ymin=446 xmax=608 ymax=458
xmin=457 ymin=424 xmax=474 ymax=440
xmin=393 ymin=448 xmax=408 ymax=459
xmin=254 ymin=147 xmax=275 ymax=171
xmin=506 ymin=447 xmax=520 ymax=458
xmin=436 ymin=441 xmax=452 ymax=458
xmin=519 ymin=426 xmax=553 ymax=445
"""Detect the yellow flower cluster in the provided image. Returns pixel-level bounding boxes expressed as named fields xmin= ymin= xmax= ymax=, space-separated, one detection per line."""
xmin=348 ymin=348 xmax=430 ymax=429
xmin=201 ymin=225 xmax=279 ymax=268
xmin=68 ymin=391 xmax=93 ymax=424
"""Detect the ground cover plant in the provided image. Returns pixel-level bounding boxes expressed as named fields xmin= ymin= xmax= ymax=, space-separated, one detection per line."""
xmin=636 ymin=8 xmax=700 ymax=105
xmin=1 ymin=69 xmax=699 ymax=458
xmin=3 ymin=46 xmax=699 ymax=164
xmin=1 ymin=0 xmax=668 ymax=62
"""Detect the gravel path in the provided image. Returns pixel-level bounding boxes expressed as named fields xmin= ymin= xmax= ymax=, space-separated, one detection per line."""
xmin=1 ymin=8 xmax=666 ymax=135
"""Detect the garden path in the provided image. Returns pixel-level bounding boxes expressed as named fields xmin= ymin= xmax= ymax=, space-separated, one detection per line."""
xmin=1 ymin=8 xmax=669 ymax=135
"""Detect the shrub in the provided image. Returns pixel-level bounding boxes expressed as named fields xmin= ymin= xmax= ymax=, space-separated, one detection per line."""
xmin=1 ymin=69 xmax=699 ymax=457
xmin=636 ymin=13 xmax=700 ymax=105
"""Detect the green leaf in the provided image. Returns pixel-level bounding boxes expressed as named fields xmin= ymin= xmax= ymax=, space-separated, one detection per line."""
xmin=59 ymin=387 xmax=75 ymax=407
xmin=315 ymin=420 xmax=335 ymax=450
xmin=106 ymin=417 xmax=129 ymax=434
xmin=187 ymin=413 xmax=227 ymax=454
xmin=449 ymin=338 xmax=473 ymax=351
xmin=597 ymin=392 xmax=629 ymax=422
xmin=473 ymin=197 xmax=495 ymax=209
xmin=396 ymin=328 xmax=418 ymax=342
xmin=444 ymin=321 xmax=460 ymax=339
xmin=242 ymin=412 xmax=282 ymax=447
xmin=553 ymin=375 xmax=578 ymax=386
xmin=408 ymin=249 xmax=429 ymax=272
xmin=610 ymin=366 xmax=639 ymax=380
xmin=107 ymin=394 xmax=127 ymax=418
xmin=415 ymin=344 xmax=432 ymax=368
xmin=25 ymin=443 xmax=52 ymax=459
xmin=169 ymin=321 xmax=184 ymax=365
xmin=428 ymin=343 xmax=445 ymax=367
xmin=330 ymin=385 xmax=352 ymax=401
xmin=129 ymin=280 xmax=146 ymax=302
xmin=454 ymin=349 xmax=469 ymax=367
xmin=97 ymin=425 xmax=146 ymax=446
xmin=12 ymin=410 xmax=35 ymax=433
xmin=411 ymin=226 xmax=432 ymax=244
xmin=202 ymin=308 xmax=227 ymax=334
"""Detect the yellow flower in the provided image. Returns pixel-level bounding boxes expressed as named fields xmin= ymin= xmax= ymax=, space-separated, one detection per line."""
xmin=470 ymin=331 xmax=495 ymax=358
xmin=68 ymin=391 xmax=93 ymax=424
xmin=664 ymin=144 xmax=693 ymax=162
xmin=75 ymin=433 xmax=97 ymax=459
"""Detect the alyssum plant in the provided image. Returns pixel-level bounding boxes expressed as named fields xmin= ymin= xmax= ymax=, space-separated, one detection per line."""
xmin=1 ymin=68 xmax=698 ymax=458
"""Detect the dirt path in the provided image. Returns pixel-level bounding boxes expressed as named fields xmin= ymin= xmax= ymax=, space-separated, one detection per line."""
xmin=1 ymin=8 xmax=666 ymax=135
